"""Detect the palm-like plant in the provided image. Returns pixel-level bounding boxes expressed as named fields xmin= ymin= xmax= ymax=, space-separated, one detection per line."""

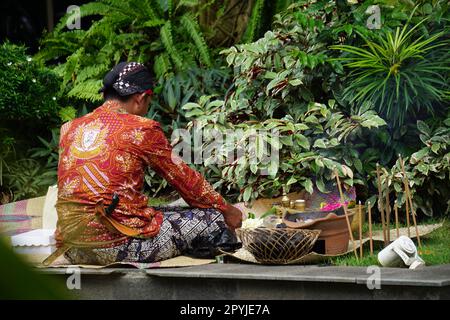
xmin=331 ymin=20 xmax=450 ymax=127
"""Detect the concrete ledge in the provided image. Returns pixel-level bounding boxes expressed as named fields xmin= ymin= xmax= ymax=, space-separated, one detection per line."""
xmin=38 ymin=263 xmax=450 ymax=299
xmin=144 ymin=264 xmax=450 ymax=287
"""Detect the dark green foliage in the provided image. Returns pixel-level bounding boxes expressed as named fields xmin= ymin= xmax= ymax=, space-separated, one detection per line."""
xmin=0 ymin=118 xmax=63 ymax=201
xmin=0 ymin=42 xmax=60 ymax=120
xmin=4 ymin=159 xmax=57 ymax=201
xmin=381 ymin=115 xmax=450 ymax=217
xmin=0 ymin=128 xmax=15 ymax=188
xmin=375 ymin=0 xmax=449 ymax=32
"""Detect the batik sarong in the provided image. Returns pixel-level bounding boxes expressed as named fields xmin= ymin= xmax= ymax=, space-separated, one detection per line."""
xmin=64 ymin=207 xmax=227 ymax=265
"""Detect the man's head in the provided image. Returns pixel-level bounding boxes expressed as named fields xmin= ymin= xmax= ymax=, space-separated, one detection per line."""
xmin=99 ymin=62 xmax=154 ymax=116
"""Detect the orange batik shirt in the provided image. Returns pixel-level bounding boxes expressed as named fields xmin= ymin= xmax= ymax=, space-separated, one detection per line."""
xmin=55 ymin=100 xmax=228 ymax=249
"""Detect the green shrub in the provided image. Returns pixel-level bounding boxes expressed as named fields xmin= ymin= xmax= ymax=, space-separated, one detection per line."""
xmin=0 ymin=42 xmax=60 ymax=120
xmin=182 ymin=98 xmax=386 ymax=202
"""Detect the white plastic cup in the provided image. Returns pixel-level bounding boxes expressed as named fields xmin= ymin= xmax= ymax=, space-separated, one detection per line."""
xmin=377 ymin=236 xmax=418 ymax=267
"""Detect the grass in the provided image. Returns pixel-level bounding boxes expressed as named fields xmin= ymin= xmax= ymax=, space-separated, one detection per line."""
xmin=329 ymin=219 xmax=450 ymax=266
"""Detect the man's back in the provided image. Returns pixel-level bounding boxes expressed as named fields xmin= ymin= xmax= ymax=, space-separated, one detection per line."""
xmin=56 ymin=101 xmax=163 ymax=247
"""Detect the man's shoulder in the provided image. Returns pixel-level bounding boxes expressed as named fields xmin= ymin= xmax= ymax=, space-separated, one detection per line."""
xmin=60 ymin=115 xmax=84 ymax=132
xmin=60 ymin=109 xmax=162 ymax=133
xmin=60 ymin=119 xmax=76 ymax=137
xmin=130 ymin=116 xmax=162 ymax=130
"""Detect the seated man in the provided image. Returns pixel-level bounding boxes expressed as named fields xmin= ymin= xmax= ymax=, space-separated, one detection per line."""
xmin=45 ymin=62 xmax=242 ymax=265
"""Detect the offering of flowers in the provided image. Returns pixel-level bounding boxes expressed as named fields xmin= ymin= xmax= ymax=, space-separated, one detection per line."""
xmin=241 ymin=217 xmax=264 ymax=229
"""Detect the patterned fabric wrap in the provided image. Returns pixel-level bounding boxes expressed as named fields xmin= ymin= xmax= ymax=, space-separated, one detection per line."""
xmin=56 ymin=100 xmax=228 ymax=249
xmin=64 ymin=207 xmax=227 ymax=265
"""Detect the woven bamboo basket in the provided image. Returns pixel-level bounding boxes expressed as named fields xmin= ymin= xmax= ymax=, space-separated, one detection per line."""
xmin=236 ymin=228 xmax=321 ymax=264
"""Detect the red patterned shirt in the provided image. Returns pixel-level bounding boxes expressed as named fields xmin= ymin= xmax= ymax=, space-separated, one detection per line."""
xmin=56 ymin=101 xmax=228 ymax=248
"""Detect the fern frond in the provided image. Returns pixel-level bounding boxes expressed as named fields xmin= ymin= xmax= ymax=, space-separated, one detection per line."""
xmin=168 ymin=0 xmax=174 ymax=18
xmin=35 ymin=30 xmax=84 ymax=62
xmin=179 ymin=51 xmax=196 ymax=71
xmin=149 ymin=0 xmax=165 ymax=17
xmin=180 ymin=14 xmax=212 ymax=67
xmin=52 ymin=64 xmax=66 ymax=78
xmin=115 ymin=33 xmax=147 ymax=44
xmin=178 ymin=0 xmax=200 ymax=8
xmin=75 ymin=64 xmax=110 ymax=83
xmin=135 ymin=0 xmax=160 ymax=21
xmin=103 ymin=0 xmax=160 ymax=22
xmin=35 ymin=45 xmax=73 ymax=63
xmin=83 ymin=14 xmax=130 ymax=40
xmin=154 ymin=53 xmax=172 ymax=78
xmin=142 ymin=19 xmax=166 ymax=28
xmin=67 ymin=80 xmax=103 ymax=102
xmin=137 ymin=44 xmax=152 ymax=63
xmin=99 ymin=0 xmax=147 ymax=19
xmin=38 ymin=0 xmax=215 ymax=104
xmin=61 ymin=47 xmax=85 ymax=86
xmin=101 ymin=0 xmax=133 ymax=11
xmin=160 ymin=21 xmax=184 ymax=71
xmin=242 ymin=0 xmax=265 ymax=43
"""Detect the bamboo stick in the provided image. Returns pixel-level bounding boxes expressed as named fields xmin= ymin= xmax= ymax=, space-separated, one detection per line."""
xmin=334 ymin=167 xmax=358 ymax=260
xmin=394 ymin=199 xmax=399 ymax=239
xmin=359 ymin=201 xmax=363 ymax=259
xmin=405 ymin=194 xmax=411 ymax=237
xmin=384 ymin=175 xmax=391 ymax=243
xmin=376 ymin=163 xmax=388 ymax=247
xmin=398 ymin=155 xmax=422 ymax=249
xmin=405 ymin=184 xmax=422 ymax=248
xmin=368 ymin=201 xmax=373 ymax=255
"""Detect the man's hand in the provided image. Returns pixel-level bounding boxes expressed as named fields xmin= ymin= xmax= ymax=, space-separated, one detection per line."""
xmin=222 ymin=204 xmax=243 ymax=232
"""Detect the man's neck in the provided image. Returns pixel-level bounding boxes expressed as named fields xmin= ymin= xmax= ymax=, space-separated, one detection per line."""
xmin=104 ymin=100 xmax=130 ymax=114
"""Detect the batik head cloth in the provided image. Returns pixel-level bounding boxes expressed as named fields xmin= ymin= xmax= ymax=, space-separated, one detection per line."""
xmin=98 ymin=62 xmax=153 ymax=96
